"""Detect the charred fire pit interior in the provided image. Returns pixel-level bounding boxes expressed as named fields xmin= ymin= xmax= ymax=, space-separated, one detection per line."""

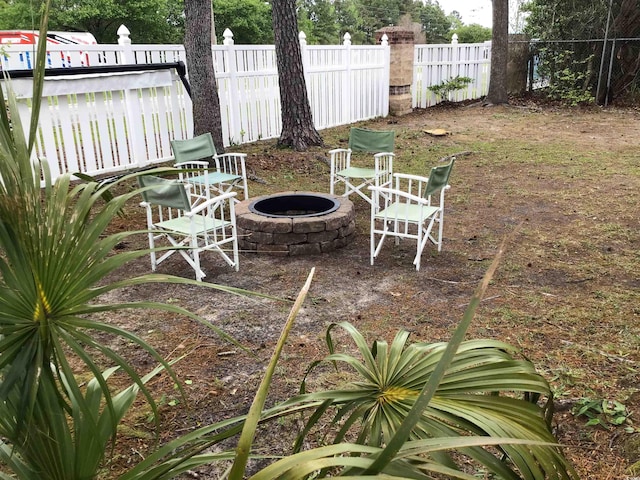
xmin=249 ymin=194 xmax=340 ymax=218
xmin=236 ymin=192 xmax=355 ymax=256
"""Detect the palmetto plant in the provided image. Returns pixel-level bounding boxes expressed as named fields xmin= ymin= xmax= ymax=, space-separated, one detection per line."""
xmin=289 ymin=323 xmax=576 ymax=479
xmin=0 ymin=3 xmax=249 ymax=479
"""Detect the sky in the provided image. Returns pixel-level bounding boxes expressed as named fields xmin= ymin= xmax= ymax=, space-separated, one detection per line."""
xmin=440 ymin=0 xmax=493 ymax=28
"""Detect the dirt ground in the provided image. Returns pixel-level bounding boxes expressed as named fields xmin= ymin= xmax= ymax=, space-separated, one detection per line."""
xmin=100 ymin=100 xmax=639 ymax=479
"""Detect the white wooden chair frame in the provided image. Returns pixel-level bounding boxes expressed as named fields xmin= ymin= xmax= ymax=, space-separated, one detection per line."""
xmin=171 ymin=133 xmax=249 ymax=204
xmin=139 ymin=176 xmax=239 ymax=281
xmin=369 ymin=168 xmax=452 ymax=271
xmin=329 ymin=149 xmax=394 ymax=205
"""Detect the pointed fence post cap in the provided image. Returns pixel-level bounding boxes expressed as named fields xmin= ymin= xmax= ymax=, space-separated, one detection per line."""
xmin=223 ymin=28 xmax=234 ymax=45
xmin=117 ymin=25 xmax=131 ymax=45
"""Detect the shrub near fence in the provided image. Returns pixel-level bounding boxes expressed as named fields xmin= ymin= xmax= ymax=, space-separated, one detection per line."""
xmin=413 ymin=40 xmax=491 ymax=107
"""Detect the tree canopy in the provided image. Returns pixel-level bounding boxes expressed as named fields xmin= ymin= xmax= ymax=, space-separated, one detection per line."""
xmin=0 ymin=0 xmax=185 ymax=43
xmin=213 ymin=0 xmax=273 ymax=44
xmin=452 ymin=23 xmax=492 ymax=43
xmin=0 ymin=0 xmax=494 ymax=46
xmin=524 ymin=0 xmax=640 ymax=103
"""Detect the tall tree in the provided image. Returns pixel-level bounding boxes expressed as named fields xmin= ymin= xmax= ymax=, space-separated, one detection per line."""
xmin=184 ymin=0 xmax=225 ymax=152
xmin=334 ymin=0 xmax=365 ymax=44
xmin=356 ymin=0 xmax=416 ymax=43
xmin=300 ymin=0 xmax=340 ymax=44
xmin=525 ymin=0 xmax=640 ymax=103
xmin=271 ymin=0 xmax=323 ymax=151
xmin=486 ymin=0 xmax=509 ymax=104
xmin=417 ymin=1 xmax=451 ymax=43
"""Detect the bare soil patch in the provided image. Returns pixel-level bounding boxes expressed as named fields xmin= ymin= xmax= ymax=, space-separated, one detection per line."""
xmin=101 ymin=102 xmax=639 ymax=479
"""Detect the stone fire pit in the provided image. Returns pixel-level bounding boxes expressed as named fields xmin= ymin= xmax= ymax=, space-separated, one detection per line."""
xmin=235 ymin=192 xmax=355 ymax=255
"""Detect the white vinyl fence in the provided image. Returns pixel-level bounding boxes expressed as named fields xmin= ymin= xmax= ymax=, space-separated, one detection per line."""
xmin=413 ymin=40 xmax=491 ymax=108
xmin=1 ymin=29 xmax=391 ymax=180
xmin=1 ymin=27 xmax=491 ymax=182
xmin=8 ymin=67 xmax=192 ymax=180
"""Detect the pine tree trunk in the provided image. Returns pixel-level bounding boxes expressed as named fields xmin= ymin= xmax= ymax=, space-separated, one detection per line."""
xmin=609 ymin=0 xmax=640 ymax=101
xmin=184 ymin=0 xmax=225 ymax=153
xmin=486 ymin=0 xmax=509 ymax=105
xmin=272 ymin=0 xmax=323 ymax=151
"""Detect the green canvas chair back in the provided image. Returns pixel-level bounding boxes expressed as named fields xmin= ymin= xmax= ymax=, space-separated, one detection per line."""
xmin=139 ymin=175 xmax=191 ymax=211
xmin=348 ymin=127 xmax=395 ymax=153
xmin=425 ymin=159 xmax=455 ymax=197
xmin=171 ymin=132 xmax=217 ymax=163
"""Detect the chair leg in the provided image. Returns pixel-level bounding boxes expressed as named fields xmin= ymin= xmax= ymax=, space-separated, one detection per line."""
xmin=436 ymin=215 xmax=444 ymax=251
xmin=371 ymin=225 xmax=388 ymax=264
xmin=232 ymin=231 xmax=239 ymax=272
xmin=148 ymin=232 xmax=158 ymax=271
xmin=190 ymin=235 xmax=205 ymax=281
xmin=344 ymin=179 xmax=374 ymax=205
xmin=414 ymin=225 xmax=423 ymax=271
xmin=370 ymin=220 xmax=376 ymax=265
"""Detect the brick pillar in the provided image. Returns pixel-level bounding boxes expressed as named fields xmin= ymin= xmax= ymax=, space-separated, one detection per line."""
xmin=375 ymin=26 xmax=414 ymax=116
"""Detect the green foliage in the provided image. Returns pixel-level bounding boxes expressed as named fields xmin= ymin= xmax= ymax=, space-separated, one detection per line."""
xmin=447 ymin=10 xmax=463 ymax=30
xmin=299 ymin=0 xmax=340 ymax=44
xmin=536 ymin=48 xmax=595 ymax=105
xmin=333 ymin=0 xmax=365 ymax=43
xmin=0 ymin=0 xmax=184 ymax=43
xmin=523 ymin=0 xmax=607 ymax=42
xmin=524 ymin=0 xmax=640 ymax=102
xmin=353 ymin=0 xmax=418 ymax=44
xmin=417 ymin=0 xmax=451 ymax=43
xmin=289 ymin=322 xmax=577 ymax=478
xmin=452 ymin=23 xmax=492 ymax=43
xmin=572 ymin=398 xmax=635 ymax=431
xmin=428 ymin=75 xmax=474 ymax=101
xmin=213 ymin=0 xmax=273 ymax=44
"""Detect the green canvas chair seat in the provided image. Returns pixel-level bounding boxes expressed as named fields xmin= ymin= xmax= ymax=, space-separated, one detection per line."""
xmin=139 ymin=174 xmax=239 ymax=281
xmin=191 ymin=171 xmax=241 ymax=186
xmin=154 ymin=214 xmax=232 ymax=236
xmin=369 ymin=159 xmax=454 ymax=271
xmin=171 ymin=132 xmax=249 ymax=203
xmin=329 ymin=127 xmax=395 ymax=206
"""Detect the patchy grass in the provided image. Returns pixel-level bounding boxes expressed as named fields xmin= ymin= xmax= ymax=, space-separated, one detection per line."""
xmin=97 ymin=102 xmax=640 ymax=479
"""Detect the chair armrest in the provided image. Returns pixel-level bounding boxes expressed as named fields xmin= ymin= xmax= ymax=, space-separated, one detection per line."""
xmin=368 ymin=185 xmax=429 ymax=205
xmin=328 ymin=148 xmax=350 ymax=154
xmin=392 ymin=172 xmax=430 ymax=183
xmin=186 ymin=191 xmax=238 ymax=216
xmin=328 ymin=148 xmax=351 ymax=162
xmin=328 ymin=149 xmax=351 ymax=173
xmin=215 ymin=152 xmax=247 ymax=160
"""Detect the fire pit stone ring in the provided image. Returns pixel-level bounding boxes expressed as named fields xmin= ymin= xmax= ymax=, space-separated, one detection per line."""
xmin=235 ymin=192 xmax=355 ymax=256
